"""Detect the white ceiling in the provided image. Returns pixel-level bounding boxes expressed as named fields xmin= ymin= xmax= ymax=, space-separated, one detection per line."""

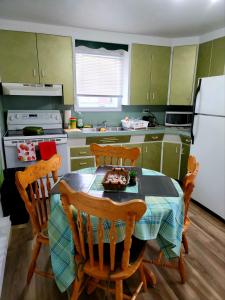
xmin=0 ymin=0 xmax=224 ymax=38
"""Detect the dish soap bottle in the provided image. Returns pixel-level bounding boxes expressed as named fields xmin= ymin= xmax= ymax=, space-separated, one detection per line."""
xmin=77 ymin=112 xmax=83 ymax=128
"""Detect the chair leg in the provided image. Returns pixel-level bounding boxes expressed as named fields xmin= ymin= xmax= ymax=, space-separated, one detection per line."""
xmin=182 ymin=233 xmax=189 ymax=254
xmin=115 ymin=280 xmax=123 ymax=300
xmin=87 ymin=278 xmax=99 ymax=295
xmin=139 ymin=263 xmax=148 ymax=292
xmin=70 ymin=265 xmax=85 ymax=300
xmin=178 ymin=251 xmax=185 ymax=284
xmin=27 ymin=241 xmax=42 ymax=284
xmin=143 ymin=264 xmax=157 ymax=287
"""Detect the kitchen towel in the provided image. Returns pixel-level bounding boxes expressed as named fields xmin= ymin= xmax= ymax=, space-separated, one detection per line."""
xmin=39 ymin=141 xmax=57 ymax=160
xmin=17 ymin=142 xmax=36 ymax=162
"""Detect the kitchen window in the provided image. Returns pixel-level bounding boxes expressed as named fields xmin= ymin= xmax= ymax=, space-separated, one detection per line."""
xmin=75 ymin=40 xmax=129 ymax=111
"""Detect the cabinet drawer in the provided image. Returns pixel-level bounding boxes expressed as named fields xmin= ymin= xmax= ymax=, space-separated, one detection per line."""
xmin=86 ymin=135 xmax=131 ymax=145
xmin=70 ymin=146 xmax=91 ymax=157
xmin=70 ymin=157 xmax=95 ymax=171
xmin=180 ymin=135 xmax=191 ymax=144
xmin=144 ymin=134 xmax=164 ymax=142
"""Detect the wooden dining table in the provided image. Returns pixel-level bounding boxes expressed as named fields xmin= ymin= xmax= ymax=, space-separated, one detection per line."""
xmin=48 ymin=166 xmax=184 ymax=293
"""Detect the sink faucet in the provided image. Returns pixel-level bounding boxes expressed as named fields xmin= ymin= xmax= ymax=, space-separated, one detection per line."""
xmin=98 ymin=120 xmax=108 ymax=128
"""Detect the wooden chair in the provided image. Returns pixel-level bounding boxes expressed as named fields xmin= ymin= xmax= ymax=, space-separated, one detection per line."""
xmin=15 ymin=154 xmax=62 ymax=284
xmin=182 ymin=155 xmax=199 ymax=254
xmin=90 ymin=143 xmax=141 ymax=167
xmin=144 ymin=155 xmax=199 ymax=283
xmin=60 ymin=179 xmax=150 ymax=300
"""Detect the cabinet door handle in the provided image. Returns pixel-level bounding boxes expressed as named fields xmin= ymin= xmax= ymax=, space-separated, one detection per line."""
xmin=152 ymin=92 xmax=155 ymax=100
xmin=147 ymin=92 xmax=149 ymax=101
xmin=145 ymin=146 xmax=147 ymax=153
xmin=33 ymin=69 xmax=36 ymax=77
xmin=79 ymin=162 xmax=87 ymax=166
xmin=176 ymin=146 xmax=178 ymax=154
xmin=79 ymin=151 xmax=88 ymax=155
xmin=41 ymin=69 xmax=45 ymax=77
xmin=151 ymin=136 xmax=158 ymax=140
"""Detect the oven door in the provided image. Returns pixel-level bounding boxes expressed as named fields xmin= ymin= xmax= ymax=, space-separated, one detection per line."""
xmin=3 ymin=139 xmax=69 ymax=177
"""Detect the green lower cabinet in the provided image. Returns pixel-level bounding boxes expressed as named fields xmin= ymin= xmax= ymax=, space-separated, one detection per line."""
xmin=86 ymin=135 xmax=130 ymax=145
xmin=142 ymin=142 xmax=162 ymax=172
xmin=179 ymin=143 xmax=190 ymax=181
xmin=122 ymin=143 xmax=143 ymax=167
xmin=162 ymin=142 xmax=181 ymax=179
xmin=70 ymin=157 xmax=95 ymax=171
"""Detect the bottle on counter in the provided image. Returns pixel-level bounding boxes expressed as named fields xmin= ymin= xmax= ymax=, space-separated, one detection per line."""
xmin=77 ymin=112 xmax=83 ymax=128
xmin=63 ymin=110 xmax=71 ymax=129
xmin=69 ymin=117 xmax=77 ymax=129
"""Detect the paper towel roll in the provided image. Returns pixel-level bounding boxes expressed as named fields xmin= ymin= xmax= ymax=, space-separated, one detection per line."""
xmin=64 ymin=110 xmax=71 ymax=128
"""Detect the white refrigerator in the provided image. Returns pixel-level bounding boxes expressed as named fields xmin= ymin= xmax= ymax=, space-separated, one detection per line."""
xmin=190 ymin=75 xmax=225 ymax=219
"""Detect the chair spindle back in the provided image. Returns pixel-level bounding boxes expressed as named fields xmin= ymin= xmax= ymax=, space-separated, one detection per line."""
xmin=15 ymin=154 xmax=62 ymax=234
xmin=90 ymin=143 xmax=141 ymax=167
xmin=60 ymin=180 xmax=146 ymax=272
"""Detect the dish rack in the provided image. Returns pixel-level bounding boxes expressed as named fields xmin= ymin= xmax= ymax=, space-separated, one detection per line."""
xmin=121 ymin=119 xmax=149 ymax=130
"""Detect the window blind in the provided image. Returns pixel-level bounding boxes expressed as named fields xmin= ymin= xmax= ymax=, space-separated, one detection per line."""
xmin=76 ymin=47 xmax=125 ymax=97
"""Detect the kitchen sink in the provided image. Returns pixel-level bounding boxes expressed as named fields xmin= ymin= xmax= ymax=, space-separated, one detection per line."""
xmin=81 ymin=127 xmax=124 ymax=133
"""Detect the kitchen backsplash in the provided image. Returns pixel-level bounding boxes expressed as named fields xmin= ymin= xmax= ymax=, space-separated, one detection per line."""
xmin=70 ymin=107 xmax=165 ymax=127
xmin=1 ymin=95 xmax=166 ymax=127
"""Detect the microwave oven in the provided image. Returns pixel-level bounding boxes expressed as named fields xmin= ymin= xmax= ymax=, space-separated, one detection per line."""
xmin=165 ymin=111 xmax=193 ymax=127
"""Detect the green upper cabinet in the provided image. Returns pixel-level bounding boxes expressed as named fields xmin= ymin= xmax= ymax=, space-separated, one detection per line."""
xmin=130 ymin=43 xmax=171 ymax=105
xmin=169 ymin=45 xmax=198 ymax=105
xmin=0 ymin=30 xmax=74 ymax=105
xmin=196 ymin=36 xmax=225 ymax=79
xmin=196 ymin=41 xmax=212 ymax=78
xmin=0 ymin=30 xmax=39 ymax=83
xmin=36 ymin=34 xmax=74 ymax=105
xmin=210 ymin=37 xmax=225 ymax=76
xmin=130 ymin=44 xmax=151 ymax=105
xmin=149 ymin=46 xmax=171 ymax=105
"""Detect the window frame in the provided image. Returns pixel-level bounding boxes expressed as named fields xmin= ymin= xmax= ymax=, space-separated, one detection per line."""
xmin=74 ymin=44 xmax=128 ymax=112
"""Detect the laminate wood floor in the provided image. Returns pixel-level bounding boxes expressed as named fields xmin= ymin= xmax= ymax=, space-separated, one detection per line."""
xmin=1 ymin=202 xmax=225 ymax=300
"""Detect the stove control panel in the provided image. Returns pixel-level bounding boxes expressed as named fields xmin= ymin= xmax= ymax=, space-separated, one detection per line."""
xmin=7 ymin=110 xmax=62 ymax=130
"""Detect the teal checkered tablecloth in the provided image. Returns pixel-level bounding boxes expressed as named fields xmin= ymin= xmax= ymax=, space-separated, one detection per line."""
xmin=48 ymin=167 xmax=184 ymax=292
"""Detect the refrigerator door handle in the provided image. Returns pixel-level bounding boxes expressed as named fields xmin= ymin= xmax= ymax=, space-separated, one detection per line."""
xmin=191 ymin=79 xmax=202 ymax=144
xmin=192 ymin=114 xmax=200 ymax=145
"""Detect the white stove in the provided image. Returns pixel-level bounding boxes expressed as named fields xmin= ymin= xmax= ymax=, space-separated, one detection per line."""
xmin=3 ymin=110 xmax=69 ymax=175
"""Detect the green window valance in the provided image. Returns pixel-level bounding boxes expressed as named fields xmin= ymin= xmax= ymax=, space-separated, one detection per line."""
xmin=75 ymin=39 xmax=128 ymax=51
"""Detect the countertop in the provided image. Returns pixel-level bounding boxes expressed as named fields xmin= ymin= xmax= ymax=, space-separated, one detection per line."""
xmin=66 ymin=126 xmax=191 ymax=139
